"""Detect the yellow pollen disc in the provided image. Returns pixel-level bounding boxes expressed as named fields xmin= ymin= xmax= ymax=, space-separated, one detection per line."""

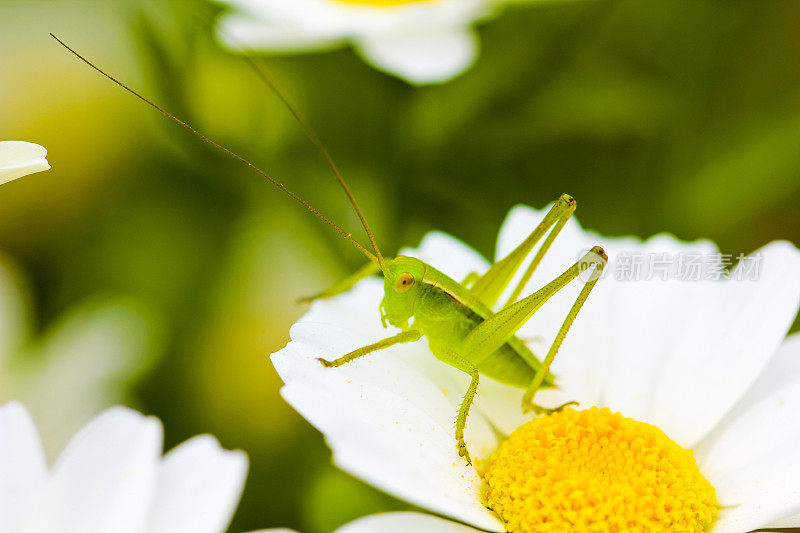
xmin=333 ymin=0 xmax=435 ymax=6
xmin=482 ymin=407 xmax=717 ymax=533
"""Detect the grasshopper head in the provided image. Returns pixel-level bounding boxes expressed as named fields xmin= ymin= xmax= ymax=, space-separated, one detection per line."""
xmin=380 ymin=256 xmax=426 ymax=329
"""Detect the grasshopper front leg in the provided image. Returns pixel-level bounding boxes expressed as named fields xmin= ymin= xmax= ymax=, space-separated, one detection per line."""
xmin=318 ymin=329 xmax=421 ymax=367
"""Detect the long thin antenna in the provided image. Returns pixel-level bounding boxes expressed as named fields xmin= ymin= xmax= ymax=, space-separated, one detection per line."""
xmin=228 ymin=38 xmax=385 ymax=269
xmin=51 ymin=33 xmax=379 ymax=266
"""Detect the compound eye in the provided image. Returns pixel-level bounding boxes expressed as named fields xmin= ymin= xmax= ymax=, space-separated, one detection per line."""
xmin=395 ymin=272 xmax=415 ymax=293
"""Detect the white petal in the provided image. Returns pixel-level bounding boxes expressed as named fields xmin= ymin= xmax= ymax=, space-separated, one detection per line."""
xmin=713 ymin=464 xmax=800 ymax=533
xmin=336 ymin=512 xmax=481 ymax=533
xmin=216 ymin=13 xmax=344 ymax=53
xmin=7 ymin=299 xmax=158 ymax=455
xmin=0 ymin=141 xmax=50 ymax=184
xmin=731 ymin=331 xmax=800 ymax=410
xmin=217 ymin=0 xmax=490 ymax=40
xmin=0 ymin=402 xmax=47 ymax=531
xmin=149 ymin=435 xmax=248 ymax=533
xmin=355 ymin=27 xmax=478 ymax=84
xmin=215 ymin=0 xmax=492 ymax=82
xmin=698 ymin=378 xmax=800 ymax=502
xmin=273 ymin=317 xmax=503 ymax=531
xmin=768 ymin=511 xmax=800 ymax=528
xmin=696 ymin=333 xmax=800 ymax=473
xmin=280 ymin=378 xmax=502 ymax=532
xmin=18 ymin=406 xmax=162 ymax=533
xmin=649 ymin=240 xmax=800 ymax=445
xmin=599 ymin=235 xmax=719 ymax=422
xmin=686 ymin=334 xmax=800 ymax=531
xmin=296 ymin=277 xmax=387 ymax=344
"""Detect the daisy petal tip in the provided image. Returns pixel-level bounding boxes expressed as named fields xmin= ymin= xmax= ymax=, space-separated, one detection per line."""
xmin=761 ymin=238 xmax=800 ymax=260
xmin=0 ymin=141 xmax=51 ymax=184
xmin=0 ymin=400 xmax=42 ymax=453
xmin=169 ymin=433 xmax=249 ymax=473
xmin=0 ymin=402 xmax=42 ymax=451
xmin=98 ymin=405 xmax=162 ymax=430
xmin=0 ymin=400 xmax=32 ymax=419
xmin=356 ymin=28 xmax=479 ymax=85
xmin=171 ymin=434 xmax=249 ymax=501
xmin=60 ymin=405 xmax=165 ymax=459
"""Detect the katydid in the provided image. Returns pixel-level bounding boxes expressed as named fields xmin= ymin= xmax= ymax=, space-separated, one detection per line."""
xmin=52 ymin=34 xmax=607 ymax=465
xmin=314 ymin=196 xmax=606 ymax=464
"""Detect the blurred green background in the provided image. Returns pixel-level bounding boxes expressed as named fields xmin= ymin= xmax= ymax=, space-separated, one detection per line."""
xmin=2 ymin=0 xmax=800 ymax=531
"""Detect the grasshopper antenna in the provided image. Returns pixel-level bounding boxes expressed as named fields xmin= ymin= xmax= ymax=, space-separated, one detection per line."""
xmin=50 ymin=33 xmax=380 ymax=267
xmin=224 ymin=35 xmax=385 ymax=269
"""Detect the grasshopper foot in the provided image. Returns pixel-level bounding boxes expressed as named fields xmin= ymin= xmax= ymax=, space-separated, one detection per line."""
xmin=317 ymin=357 xmax=335 ymax=368
xmin=522 ymin=399 xmax=578 ymax=415
xmin=456 ymin=438 xmax=472 ymax=466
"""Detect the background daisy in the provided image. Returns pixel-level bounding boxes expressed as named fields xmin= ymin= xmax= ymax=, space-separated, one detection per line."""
xmin=0 ymin=251 xmax=162 ymax=456
xmin=214 ymin=0 xmax=501 ymax=84
xmin=0 ymin=401 xmax=260 ymax=533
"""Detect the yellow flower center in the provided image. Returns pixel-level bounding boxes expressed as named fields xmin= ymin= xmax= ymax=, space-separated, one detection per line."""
xmin=482 ymin=407 xmax=717 ymax=533
xmin=333 ymin=0 xmax=435 ymax=6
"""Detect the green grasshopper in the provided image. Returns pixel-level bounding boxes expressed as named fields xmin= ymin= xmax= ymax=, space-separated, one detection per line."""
xmin=53 ymin=34 xmax=607 ymax=465
xmin=311 ymin=196 xmax=606 ymax=464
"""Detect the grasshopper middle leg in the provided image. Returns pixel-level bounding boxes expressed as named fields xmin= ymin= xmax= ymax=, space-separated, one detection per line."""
xmin=430 ymin=343 xmax=480 ymax=465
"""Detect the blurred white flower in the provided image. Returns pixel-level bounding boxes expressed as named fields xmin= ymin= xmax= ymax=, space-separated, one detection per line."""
xmin=214 ymin=0 xmax=502 ymax=84
xmin=272 ymin=203 xmax=800 ymax=532
xmin=0 ymin=141 xmax=50 ymax=185
xmin=0 ymin=401 xmax=260 ymax=533
xmin=0 ymin=252 xmax=161 ymax=456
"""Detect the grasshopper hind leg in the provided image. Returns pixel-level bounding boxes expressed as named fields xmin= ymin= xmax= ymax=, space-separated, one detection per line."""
xmin=520 ymin=246 xmax=607 ymax=415
xmin=461 ymin=271 xmax=480 ymax=289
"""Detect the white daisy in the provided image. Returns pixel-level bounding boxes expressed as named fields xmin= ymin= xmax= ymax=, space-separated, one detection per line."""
xmin=0 ymin=141 xmax=50 ymax=185
xmin=214 ymin=0 xmax=501 ymax=84
xmin=0 ymin=401 xmax=265 ymax=533
xmin=0 ymin=251 xmax=161 ymax=456
xmin=272 ymin=203 xmax=800 ymax=532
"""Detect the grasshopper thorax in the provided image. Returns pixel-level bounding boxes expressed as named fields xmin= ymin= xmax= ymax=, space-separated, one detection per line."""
xmin=380 ymin=256 xmax=426 ymax=329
